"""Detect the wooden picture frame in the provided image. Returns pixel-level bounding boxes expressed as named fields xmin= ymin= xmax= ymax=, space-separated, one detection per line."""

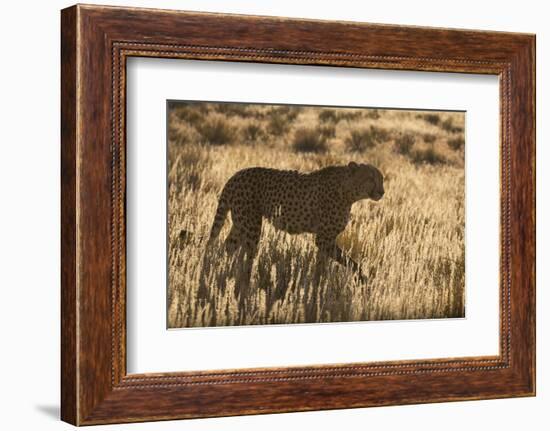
xmin=61 ymin=4 xmax=535 ymax=425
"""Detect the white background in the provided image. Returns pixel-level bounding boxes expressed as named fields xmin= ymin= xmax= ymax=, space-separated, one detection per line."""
xmin=127 ymin=59 xmax=500 ymax=373
xmin=0 ymin=0 xmax=547 ymax=430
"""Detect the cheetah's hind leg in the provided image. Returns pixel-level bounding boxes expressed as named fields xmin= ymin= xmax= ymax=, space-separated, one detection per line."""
xmin=224 ymin=212 xmax=262 ymax=324
xmin=197 ymin=236 xmax=219 ymax=304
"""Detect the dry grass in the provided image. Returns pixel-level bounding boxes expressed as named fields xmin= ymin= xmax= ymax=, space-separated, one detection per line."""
xmin=292 ymin=127 xmax=328 ymax=153
xmin=167 ymin=102 xmax=465 ymax=328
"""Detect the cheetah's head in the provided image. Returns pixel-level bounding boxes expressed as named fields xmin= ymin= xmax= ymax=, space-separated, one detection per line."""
xmin=348 ymin=162 xmax=385 ymax=201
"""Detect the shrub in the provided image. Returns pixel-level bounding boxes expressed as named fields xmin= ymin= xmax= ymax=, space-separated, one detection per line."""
xmin=370 ymin=125 xmax=391 ymax=142
xmin=394 ymin=133 xmax=415 ymax=155
xmin=318 ymin=109 xmax=339 ymax=124
xmin=447 ymin=135 xmax=465 ymax=150
xmin=215 ymin=103 xmax=251 ymax=118
xmin=319 ymin=125 xmax=336 ymax=140
xmin=171 ymin=105 xmax=204 ymax=127
xmin=346 ymin=126 xmax=389 ymax=152
xmin=441 ymin=117 xmax=454 ymax=132
xmin=285 ymin=108 xmax=299 ymax=123
xmin=440 ymin=117 xmax=463 ymax=134
xmin=273 ymin=106 xmax=291 ymax=115
xmin=268 ymin=111 xmax=290 ymax=136
xmin=271 ymin=106 xmax=299 ymax=123
xmin=292 ymin=127 xmax=328 ymax=153
xmin=242 ymin=122 xmax=266 ymax=144
xmin=346 ymin=128 xmax=373 ymax=152
xmin=251 ymin=109 xmax=268 ymax=120
xmin=423 ymin=133 xmax=437 ymax=144
xmin=421 ymin=113 xmax=441 ymax=125
xmin=366 ymin=109 xmax=381 ymax=120
xmin=411 ymin=147 xmax=446 ymax=165
xmin=338 ymin=110 xmax=363 ymax=122
xmin=168 ymin=122 xmax=200 ymax=147
xmin=198 ymin=115 xmax=235 ymax=146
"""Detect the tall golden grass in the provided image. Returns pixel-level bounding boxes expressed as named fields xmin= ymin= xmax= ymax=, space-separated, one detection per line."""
xmin=167 ymin=102 xmax=465 ymax=328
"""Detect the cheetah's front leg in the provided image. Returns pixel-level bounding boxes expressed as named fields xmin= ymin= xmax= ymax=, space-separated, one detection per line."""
xmin=315 ymin=234 xmax=367 ymax=282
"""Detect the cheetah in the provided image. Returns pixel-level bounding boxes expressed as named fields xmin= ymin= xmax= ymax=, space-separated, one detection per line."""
xmin=206 ymin=162 xmax=384 ymax=286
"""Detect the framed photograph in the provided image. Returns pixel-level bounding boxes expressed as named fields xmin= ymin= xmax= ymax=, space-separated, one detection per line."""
xmin=61 ymin=4 xmax=535 ymax=425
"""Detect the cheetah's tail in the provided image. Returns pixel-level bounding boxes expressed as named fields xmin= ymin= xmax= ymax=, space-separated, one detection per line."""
xmin=208 ymin=194 xmax=229 ymax=242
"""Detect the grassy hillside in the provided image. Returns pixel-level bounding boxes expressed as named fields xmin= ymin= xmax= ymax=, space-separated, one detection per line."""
xmin=167 ymin=102 xmax=465 ymax=328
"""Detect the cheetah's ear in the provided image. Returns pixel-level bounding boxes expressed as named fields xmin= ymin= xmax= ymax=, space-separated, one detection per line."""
xmin=348 ymin=161 xmax=359 ymax=171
